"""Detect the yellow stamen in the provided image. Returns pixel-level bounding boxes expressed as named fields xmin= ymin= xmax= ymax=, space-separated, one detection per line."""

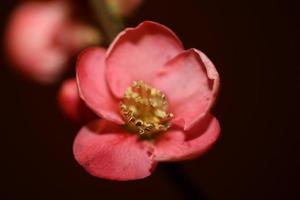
xmin=120 ymin=80 xmax=173 ymax=138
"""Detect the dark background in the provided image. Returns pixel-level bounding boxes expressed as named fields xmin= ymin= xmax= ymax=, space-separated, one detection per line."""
xmin=0 ymin=0 xmax=298 ymax=199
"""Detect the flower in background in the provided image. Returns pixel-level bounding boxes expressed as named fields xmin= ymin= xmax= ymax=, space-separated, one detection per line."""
xmin=5 ymin=1 xmax=101 ymax=84
xmin=58 ymin=78 xmax=96 ymax=124
xmin=73 ymin=21 xmax=220 ymax=181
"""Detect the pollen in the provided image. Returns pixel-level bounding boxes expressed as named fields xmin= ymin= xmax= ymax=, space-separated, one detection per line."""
xmin=120 ymin=80 xmax=173 ymax=138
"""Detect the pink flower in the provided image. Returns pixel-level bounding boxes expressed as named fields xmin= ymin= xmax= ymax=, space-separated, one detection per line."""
xmin=73 ymin=21 xmax=220 ymax=181
xmin=5 ymin=1 xmax=100 ymax=84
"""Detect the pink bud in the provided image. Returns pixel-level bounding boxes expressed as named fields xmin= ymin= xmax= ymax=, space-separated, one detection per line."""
xmin=57 ymin=78 xmax=96 ymax=124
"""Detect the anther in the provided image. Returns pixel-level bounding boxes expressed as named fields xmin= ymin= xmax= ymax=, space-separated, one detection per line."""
xmin=120 ymin=80 xmax=173 ymax=138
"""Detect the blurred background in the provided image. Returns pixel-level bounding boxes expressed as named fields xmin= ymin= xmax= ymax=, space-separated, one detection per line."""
xmin=0 ymin=0 xmax=298 ymax=199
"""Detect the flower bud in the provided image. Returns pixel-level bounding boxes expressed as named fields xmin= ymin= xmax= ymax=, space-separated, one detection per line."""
xmin=58 ymin=78 xmax=96 ymax=124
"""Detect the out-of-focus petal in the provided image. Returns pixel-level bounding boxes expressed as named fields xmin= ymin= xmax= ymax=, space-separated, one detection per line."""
xmin=153 ymin=114 xmax=220 ymax=161
xmin=73 ymin=120 xmax=156 ymax=181
xmin=57 ymin=23 xmax=102 ymax=54
xmin=76 ymin=47 xmax=123 ymax=124
xmin=153 ymin=49 xmax=220 ymax=130
xmin=106 ymin=21 xmax=184 ymax=98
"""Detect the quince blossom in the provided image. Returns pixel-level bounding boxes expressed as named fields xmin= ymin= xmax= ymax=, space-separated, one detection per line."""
xmin=73 ymin=21 xmax=220 ymax=180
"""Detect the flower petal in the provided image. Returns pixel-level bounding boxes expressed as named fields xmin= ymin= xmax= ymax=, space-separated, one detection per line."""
xmin=106 ymin=21 xmax=184 ymax=98
xmin=73 ymin=120 xmax=156 ymax=181
xmin=153 ymin=49 xmax=220 ymax=130
xmin=76 ymin=47 xmax=123 ymax=124
xmin=153 ymin=114 xmax=220 ymax=161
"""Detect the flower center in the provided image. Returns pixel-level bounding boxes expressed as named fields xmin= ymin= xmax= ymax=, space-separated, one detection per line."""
xmin=120 ymin=80 xmax=173 ymax=138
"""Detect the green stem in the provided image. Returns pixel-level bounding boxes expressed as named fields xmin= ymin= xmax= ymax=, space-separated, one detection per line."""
xmin=89 ymin=0 xmax=125 ymax=44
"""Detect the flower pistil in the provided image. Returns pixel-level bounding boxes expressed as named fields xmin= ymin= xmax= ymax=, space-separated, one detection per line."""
xmin=120 ymin=80 xmax=173 ymax=137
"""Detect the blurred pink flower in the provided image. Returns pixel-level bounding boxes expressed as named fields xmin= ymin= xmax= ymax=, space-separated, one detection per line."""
xmin=58 ymin=78 xmax=96 ymax=124
xmin=73 ymin=21 xmax=220 ymax=181
xmin=5 ymin=1 xmax=100 ymax=84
